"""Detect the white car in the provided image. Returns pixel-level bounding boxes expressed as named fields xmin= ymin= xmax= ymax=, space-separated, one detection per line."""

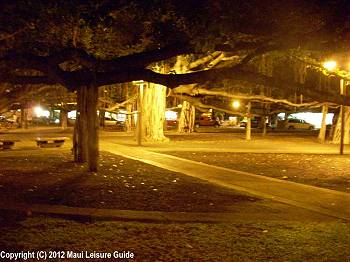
xmin=286 ymin=119 xmax=315 ymax=130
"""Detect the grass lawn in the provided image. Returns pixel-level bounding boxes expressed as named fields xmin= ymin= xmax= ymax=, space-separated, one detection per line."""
xmin=0 ymin=215 xmax=349 ymax=262
xmin=0 ymin=151 xmax=257 ymax=212
xmin=1 ymin=148 xmax=350 ymax=261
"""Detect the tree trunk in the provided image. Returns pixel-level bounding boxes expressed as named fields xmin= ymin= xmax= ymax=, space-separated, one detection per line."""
xmin=86 ymin=84 xmax=99 ymax=172
xmin=73 ymin=86 xmax=88 ymax=163
xmin=246 ymin=102 xmax=251 ymax=141
xmin=177 ymin=100 xmax=195 ymax=133
xmin=332 ymin=106 xmax=350 ymax=144
xmin=60 ymin=107 xmax=68 ymax=130
xmin=21 ymin=103 xmax=28 ymax=129
xmin=125 ymin=103 xmax=134 ymax=132
xmin=262 ymin=116 xmax=267 ymax=136
xmin=318 ymin=104 xmax=328 ymax=143
xmin=99 ymin=109 xmax=105 ymax=128
xmin=140 ymin=82 xmax=168 ymax=142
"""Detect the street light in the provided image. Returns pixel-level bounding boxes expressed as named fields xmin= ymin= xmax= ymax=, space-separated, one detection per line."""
xmin=232 ymin=100 xmax=240 ymax=109
xmin=323 ymin=60 xmax=337 ymax=71
xmin=322 ymin=60 xmax=344 ymax=155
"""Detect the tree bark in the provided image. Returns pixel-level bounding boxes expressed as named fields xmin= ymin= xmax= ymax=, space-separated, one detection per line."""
xmin=86 ymin=84 xmax=99 ymax=172
xmin=332 ymin=106 xmax=350 ymax=144
xmin=177 ymin=101 xmax=195 ymax=133
xmin=60 ymin=106 xmax=68 ymax=130
xmin=262 ymin=116 xmax=267 ymax=136
xmin=20 ymin=103 xmax=28 ymax=129
xmin=125 ymin=103 xmax=134 ymax=131
xmin=318 ymin=104 xmax=328 ymax=143
xmin=73 ymin=86 xmax=88 ymax=163
xmin=141 ymin=82 xmax=169 ymax=142
xmin=99 ymin=109 xmax=105 ymax=128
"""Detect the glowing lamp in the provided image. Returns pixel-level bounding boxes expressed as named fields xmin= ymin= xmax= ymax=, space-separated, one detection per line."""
xmin=232 ymin=100 xmax=240 ymax=109
xmin=323 ymin=61 xmax=337 ymax=71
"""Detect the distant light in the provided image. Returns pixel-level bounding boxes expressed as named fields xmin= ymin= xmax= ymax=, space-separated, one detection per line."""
xmin=68 ymin=110 xmax=76 ymax=119
xmin=34 ymin=106 xmax=50 ymax=118
xmin=165 ymin=110 xmax=177 ymax=120
xmin=54 ymin=119 xmax=60 ymax=124
xmin=323 ymin=60 xmax=337 ymax=71
xmin=228 ymin=116 xmax=237 ymax=121
xmin=177 ymin=104 xmax=183 ymax=108
xmin=232 ymin=100 xmax=240 ymax=109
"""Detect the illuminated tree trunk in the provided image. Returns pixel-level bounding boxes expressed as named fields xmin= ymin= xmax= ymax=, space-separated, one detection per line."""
xmin=318 ymin=104 xmax=328 ymax=143
xmin=177 ymin=101 xmax=195 ymax=133
xmin=246 ymin=102 xmax=251 ymax=141
xmin=141 ymin=82 xmax=168 ymax=142
xmin=125 ymin=103 xmax=134 ymax=131
xmin=125 ymin=83 xmax=135 ymax=132
xmin=332 ymin=106 xmax=350 ymax=144
xmin=20 ymin=103 xmax=28 ymax=129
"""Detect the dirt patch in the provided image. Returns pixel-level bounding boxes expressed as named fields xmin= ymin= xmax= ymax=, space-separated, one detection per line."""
xmin=163 ymin=152 xmax=350 ymax=192
xmin=0 ymin=151 xmax=258 ymax=212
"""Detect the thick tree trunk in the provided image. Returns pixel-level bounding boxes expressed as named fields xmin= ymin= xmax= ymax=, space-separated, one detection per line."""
xmin=332 ymin=106 xmax=350 ymax=144
xmin=60 ymin=107 xmax=68 ymax=130
xmin=262 ymin=116 xmax=267 ymax=136
xmin=73 ymin=86 xmax=88 ymax=163
xmin=21 ymin=103 xmax=28 ymax=129
xmin=125 ymin=103 xmax=134 ymax=132
xmin=246 ymin=102 xmax=251 ymax=141
xmin=99 ymin=109 xmax=105 ymax=128
xmin=318 ymin=104 xmax=328 ymax=143
xmin=86 ymin=84 xmax=99 ymax=172
xmin=140 ymin=82 xmax=168 ymax=142
xmin=177 ymin=101 xmax=195 ymax=133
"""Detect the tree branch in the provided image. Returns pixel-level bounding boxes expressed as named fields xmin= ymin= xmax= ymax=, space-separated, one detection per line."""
xmin=172 ymin=93 xmax=259 ymax=117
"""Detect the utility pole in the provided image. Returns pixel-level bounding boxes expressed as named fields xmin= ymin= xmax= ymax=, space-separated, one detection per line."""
xmin=340 ymin=79 xmax=345 ymax=155
xmin=136 ymin=82 xmax=144 ymax=146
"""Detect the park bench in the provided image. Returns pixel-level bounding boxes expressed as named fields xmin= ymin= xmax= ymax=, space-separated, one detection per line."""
xmin=35 ymin=137 xmax=69 ymax=148
xmin=0 ymin=139 xmax=20 ymax=150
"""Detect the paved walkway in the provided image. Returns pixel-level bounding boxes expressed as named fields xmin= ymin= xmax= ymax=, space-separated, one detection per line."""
xmin=101 ymin=141 xmax=350 ymax=221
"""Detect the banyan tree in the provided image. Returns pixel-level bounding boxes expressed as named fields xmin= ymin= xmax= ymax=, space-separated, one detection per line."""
xmin=1 ymin=0 xmax=350 ymax=171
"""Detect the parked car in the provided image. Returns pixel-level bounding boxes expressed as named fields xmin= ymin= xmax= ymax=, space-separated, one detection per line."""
xmin=166 ymin=119 xmax=178 ymax=128
xmin=239 ymin=120 xmax=259 ymax=128
xmin=0 ymin=117 xmax=18 ymax=129
xmin=285 ymin=119 xmax=315 ymax=130
xmin=195 ymin=116 xmax=221 ymax=127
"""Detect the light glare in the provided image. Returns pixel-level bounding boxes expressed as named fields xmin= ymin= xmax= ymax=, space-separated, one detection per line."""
xmin=323 ymin=61 xmax=337 ymax=71
xmin=232 ymin=100 xmax=240 ymax=109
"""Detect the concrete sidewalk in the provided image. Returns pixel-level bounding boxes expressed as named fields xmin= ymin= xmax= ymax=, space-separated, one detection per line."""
xmin=101 ymin=141 xmax=350 ymax=221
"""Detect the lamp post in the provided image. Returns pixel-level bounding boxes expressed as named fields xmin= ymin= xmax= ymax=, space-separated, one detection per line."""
xmin=133 ymin=80 xmax=144 ymax=146
xmin=323 ymin=61 xmax=344 ymax=154
xmin=340 ymin=79 xmax=345 ymax=155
